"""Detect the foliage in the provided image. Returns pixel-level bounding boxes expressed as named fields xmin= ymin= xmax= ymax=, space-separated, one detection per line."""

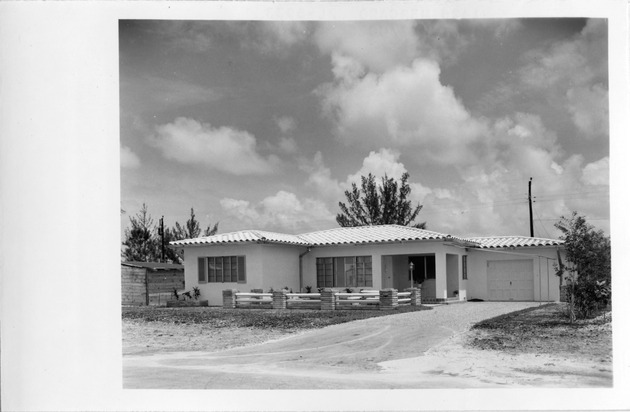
xmin=122 ymin=203 xmax=160 ymax=262
xmin=193 ymin=287 xmax=201 ymax=300
xmin=173 ymin=208 xmax=218 ymax=239
xmin=122 ymin=205 xmax=219 ymax=263
xmin=172 ymin=288 xmax=180 ymax=301
xmin=336 ymin=172 xmax=426 ymax=228
xmin=555 ymin=212 xmax=611 ymax=322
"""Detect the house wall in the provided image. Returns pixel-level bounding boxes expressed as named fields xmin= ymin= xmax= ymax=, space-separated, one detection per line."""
xmin=301 ymin=240 xmax=460 ymax=296
xmin=260 ymin=244 xmax=301 ymax=291
xmin=467 ymin=247 xmax=564 ymax=302
xmin=183 ymin=243 xmax=302 ymax=305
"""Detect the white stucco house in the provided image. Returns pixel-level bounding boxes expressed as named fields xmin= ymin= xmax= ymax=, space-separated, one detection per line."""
xmin=170 ymin=225 xmax=565 ymax=306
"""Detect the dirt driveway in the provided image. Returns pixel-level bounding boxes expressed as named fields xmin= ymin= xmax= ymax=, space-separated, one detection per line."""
xmin=123 ymin=302 xmax=610 ymax=389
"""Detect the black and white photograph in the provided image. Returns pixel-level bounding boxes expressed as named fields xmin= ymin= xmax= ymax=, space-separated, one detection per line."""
xmin=2 ymin=0 xmax=630 ymax=410
xmin=120 ymin=17 xmax=612 ymax=389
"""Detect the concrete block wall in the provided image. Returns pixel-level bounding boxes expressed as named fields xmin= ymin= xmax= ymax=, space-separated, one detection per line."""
xmin=121 ymin=266 xmax=147 ymax=306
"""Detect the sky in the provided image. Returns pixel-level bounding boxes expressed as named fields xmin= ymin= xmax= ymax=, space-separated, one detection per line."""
xmin=119 ymin=18 xmax=609 ymax=239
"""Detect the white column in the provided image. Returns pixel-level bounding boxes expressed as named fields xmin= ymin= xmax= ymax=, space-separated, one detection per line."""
xmin=434 ymin=250 xmax=447 ymax=299
xmin=372 ymin=254 xmax=382 ymax=289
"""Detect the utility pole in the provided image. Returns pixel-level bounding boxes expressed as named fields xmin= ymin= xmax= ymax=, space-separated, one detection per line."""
xmin=528 ymin=178 xmax=534 ymax=237
xmin=159 ymin=216 xmax=165 ymax=262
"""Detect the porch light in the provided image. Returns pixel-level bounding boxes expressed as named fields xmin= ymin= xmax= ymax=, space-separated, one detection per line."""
xmin=409 ymin=261 xmax=415 ymax=288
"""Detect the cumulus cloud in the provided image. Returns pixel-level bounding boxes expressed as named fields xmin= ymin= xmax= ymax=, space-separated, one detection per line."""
xmin=319 ymin=58 xmax=486 ymax=165
xmin=416 ymin=112 xmax=609 ymax=237
xmin=301 ymin=148 xmax=435 ymax=209
xmin=273 ymin=116 xmax=299 ymax=154
xmin=581 ymin=157 xmax=609 ymax=186
xmin=519 ymin=19 xmax=608 ymax=138
xmin=120 ymin=145 xmax=141 ymax=169
xmin=299 ymin=151 xmax=344 ymax=201
xmin=220 ymin=190 xmax=334 ymax=232
xmin=276 ymin=116 xmax=297 ymax=134
xmin=314 ymin=21 xmax=419 ymax=73
xmin=148 ymin=117 xmax=280 ymax=175
xmin=414 ymin=20 xmax=471 ymax=65
xmin=346 ymin=148 xmax=408 ymax=186
xmin=567 ymin=83 xmax=609 ymax=136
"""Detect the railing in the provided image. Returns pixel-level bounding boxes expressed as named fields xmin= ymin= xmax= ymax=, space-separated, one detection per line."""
xmin=224 ymin=288 xmax=422 ymax=311
xmin=335 ymin=292 xmax=380 ymax=309
xmin=397 ymin=291 xmax=411 ymax=306
xmin=286 ymin=293 xmax=322 ymax=309
xmin=235 ymin=292 xmax=272 ymax=308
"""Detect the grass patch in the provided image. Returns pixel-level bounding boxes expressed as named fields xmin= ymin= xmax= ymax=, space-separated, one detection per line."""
xmin=122 ymin=305 xmax=431 ymax=332
xmin=468 ymin=303 xmax=611 ymax=363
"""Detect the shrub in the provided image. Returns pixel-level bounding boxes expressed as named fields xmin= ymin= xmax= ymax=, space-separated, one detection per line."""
xmin=555 ymin=212 xmax=611 ymax=322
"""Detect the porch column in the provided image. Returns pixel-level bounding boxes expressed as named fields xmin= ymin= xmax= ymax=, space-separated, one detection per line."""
xmin=371 ymin=254 xmax=382 ymax=290
xmin=434 ymin=251 xmax=448 ymax=300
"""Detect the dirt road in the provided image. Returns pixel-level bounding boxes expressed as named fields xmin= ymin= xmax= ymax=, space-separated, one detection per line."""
xmin=123 ymin=302 xmax=611 ymax=389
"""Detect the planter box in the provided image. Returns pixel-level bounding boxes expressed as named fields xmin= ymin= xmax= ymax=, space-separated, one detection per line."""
xmin=166 ymin=300 xmax=209 ymax=308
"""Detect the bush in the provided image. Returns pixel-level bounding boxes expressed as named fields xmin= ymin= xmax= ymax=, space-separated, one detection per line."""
xmin=555 ymin=212 xmax=611 ymax=322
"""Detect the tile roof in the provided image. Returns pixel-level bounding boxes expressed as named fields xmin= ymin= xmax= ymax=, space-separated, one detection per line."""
xmin=170 ymin=225 xmax=563 ymax=249
xmin=299 ymin=225 xmax=459 ymax=245
xmin=121 ymin=261 xmax=184 ymax=270
xmin=171 ymin=225 xmax=474 ymax=247
xmin=169 ymin=230 xmax=309 ymax=247
xmin=467 ymin=236 xmax=564 ymax=249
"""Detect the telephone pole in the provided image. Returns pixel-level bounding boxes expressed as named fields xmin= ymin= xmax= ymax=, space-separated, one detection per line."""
xmin=528 ymin=178 xmax=534 ymax=237
xmin=159 ymin=216 xmax=165 ymax=262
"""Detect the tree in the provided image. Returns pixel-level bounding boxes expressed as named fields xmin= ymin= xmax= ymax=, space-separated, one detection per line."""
xmin=167 ymin=208 xmax=219 ymax=263
xmin=122 ymin=203 xmax=159 ymax=262
xmin=122 ymin=205 xmax=220 ymax=263
xmin=172 ymin=208 xmax=219 ymax=239
xmin=336 ymin=172 xmax=426 ymax=229
xmin=555 ymin=212 xmax=611 ymax=322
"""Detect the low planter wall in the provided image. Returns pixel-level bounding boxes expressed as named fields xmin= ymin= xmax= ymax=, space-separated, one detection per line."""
xmin=223 ymin=288 xmax=422 ymax=311
xmin=166 ymin=300 xmax=209 ymax=308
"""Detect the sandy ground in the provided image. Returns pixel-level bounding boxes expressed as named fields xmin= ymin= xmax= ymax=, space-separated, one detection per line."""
xmin=123 ymin=302 xmax=612 ymax=389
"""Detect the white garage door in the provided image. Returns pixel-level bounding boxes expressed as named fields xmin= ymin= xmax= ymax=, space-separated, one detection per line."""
xmin=487 ymin=259 xmax=534 ymax=301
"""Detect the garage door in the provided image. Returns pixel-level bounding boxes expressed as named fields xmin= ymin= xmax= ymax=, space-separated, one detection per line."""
xmin=487 ymin=259 xmax=534 ymax=301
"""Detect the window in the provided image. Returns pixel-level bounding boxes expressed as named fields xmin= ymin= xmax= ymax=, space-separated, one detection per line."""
xmin=316 ymin=256 xmax=372 ymax=288
xmin=462 ymin=255 xmax=468 ymax=280
xmin=198 ymin=256 xmax=246 ymax=283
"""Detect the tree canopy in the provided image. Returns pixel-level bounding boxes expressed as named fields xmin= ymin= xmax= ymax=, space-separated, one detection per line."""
xmin=122 ymin=203 xmax=158 ymax=262
xmin=122 ymin=205 xmax=219 ymax=263
xmin=555 ymin=212 xmax=611 ymax=321
xmin=336 ymin=172 xmax=426 ymax=229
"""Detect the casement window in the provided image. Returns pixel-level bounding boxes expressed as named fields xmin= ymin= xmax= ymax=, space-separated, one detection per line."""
xmin=197 ymin=256 xmax=246 ymax=283
xmin=462 ymin=255 xmax=468 ymax=280
xmin=316 ymin=256 xmax=372 ymax=288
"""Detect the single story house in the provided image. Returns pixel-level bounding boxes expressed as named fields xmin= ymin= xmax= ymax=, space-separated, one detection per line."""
xmin=170 ymin=225 xmax=565 ymax=306
xmin=121 ymin=261 xmax=185 ymax=306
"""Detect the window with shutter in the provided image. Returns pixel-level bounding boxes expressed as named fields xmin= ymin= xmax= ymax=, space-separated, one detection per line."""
xmin=199 ymin=255 xmax=246 ymax=283
xmin=198 ymin=257 xmax=206 ymax=283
